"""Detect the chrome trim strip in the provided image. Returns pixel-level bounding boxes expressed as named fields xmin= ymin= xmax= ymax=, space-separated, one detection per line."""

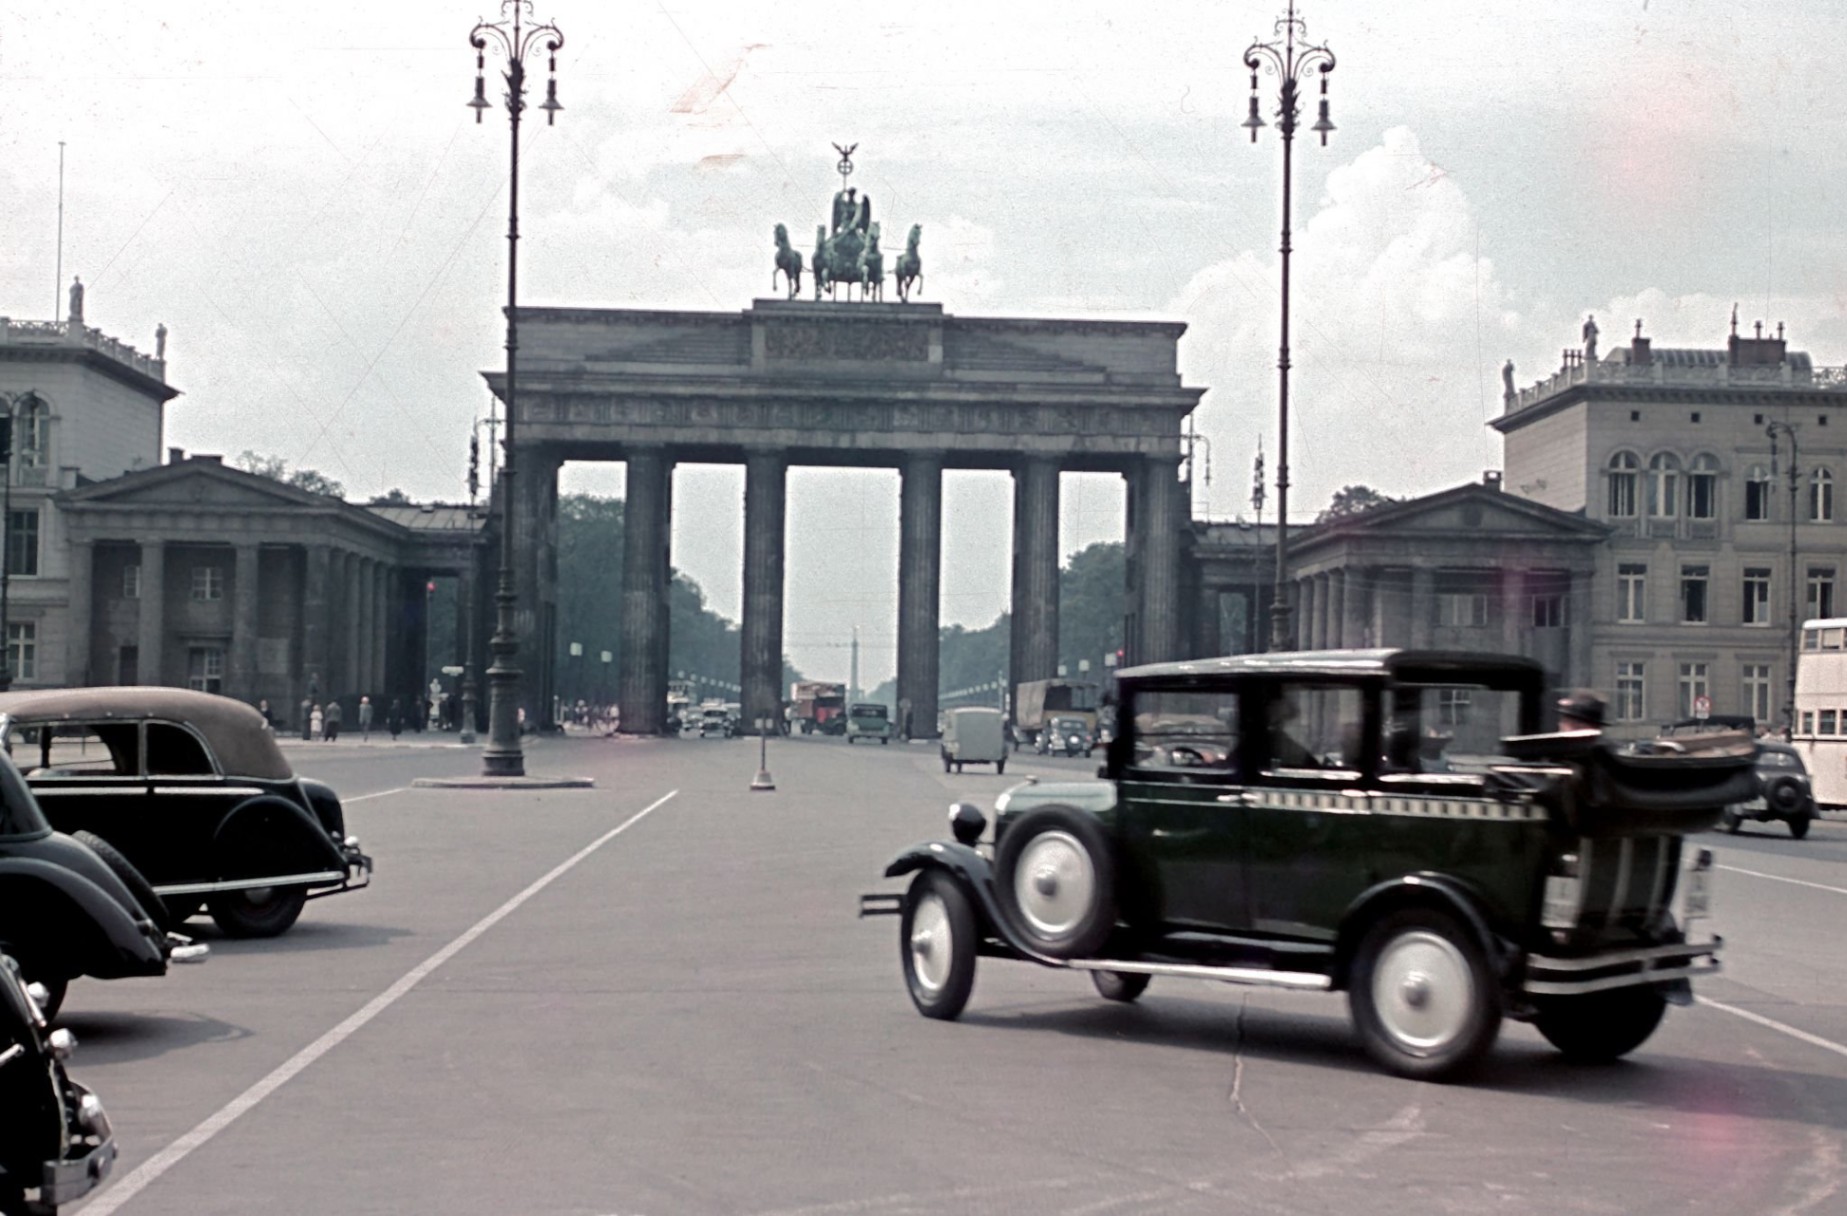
xmin=152 ymin=870 xmax=345 ymax=896
xmin=31 ymin=785 xmax=144 ymax=795
xmin=1066 ymin=958 xmax=1333 ymax=991
xmin=149 ymin=786 xmax=267 ymax=797
xmin=1607 ymin=836 xmax=1634 ymax=931
xmin=1527 ymin=938 xmax=1723 ymax=972
xmin=1524 ymin=958 xmax=1721 ymax=997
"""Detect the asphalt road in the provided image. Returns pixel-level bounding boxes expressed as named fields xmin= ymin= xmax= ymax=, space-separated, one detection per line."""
xmin=52 ymin=732 xmax=1847 ymax=1215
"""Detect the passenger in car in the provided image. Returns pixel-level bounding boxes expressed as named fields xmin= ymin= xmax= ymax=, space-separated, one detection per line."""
xmin=1266 ymin=696 xmax=1319 ymax=769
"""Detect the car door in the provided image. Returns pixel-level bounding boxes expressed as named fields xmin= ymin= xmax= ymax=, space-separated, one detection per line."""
xmin=15 ymin=721 xmax=155 ymax=867
xmin=1115 ymin=682 xmax=1251 ymax=935
xmin=141 ymin=720 xmax=263 ymax=885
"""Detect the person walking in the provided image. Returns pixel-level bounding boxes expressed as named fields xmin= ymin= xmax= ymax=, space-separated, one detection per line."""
xmin=324 ymin=698 xmax=344 ymax=742
xmin=358 ymin=695 xmax=374 ymax=742
xmin=387 ymin=698 xmax=403 ymax=741
xmin=309 ymin=702 xmax=323 ymax=741
xmin=257 ymin=699 xmax=273 ymax=733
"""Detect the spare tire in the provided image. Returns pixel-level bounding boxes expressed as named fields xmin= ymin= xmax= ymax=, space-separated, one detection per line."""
xmin=71 ymin=830 xmax=171 ymax=931
xmin=994 ymin=806 xmax=1117 ymax=958
xmin=1766 ymin=775 xmax=1806 ymax=817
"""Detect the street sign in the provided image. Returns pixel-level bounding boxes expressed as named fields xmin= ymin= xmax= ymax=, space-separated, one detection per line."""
xmin=1694 ymin=694 xmax=1711 ymax=720
xmin=440 ymin=665 xmax=464 ymax=676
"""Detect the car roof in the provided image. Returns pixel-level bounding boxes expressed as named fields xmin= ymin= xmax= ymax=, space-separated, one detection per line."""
xmin=1116 ymin=648 xmax=1548 ymax=685
xmin=0 ymin=686 xmax=293 ymax=780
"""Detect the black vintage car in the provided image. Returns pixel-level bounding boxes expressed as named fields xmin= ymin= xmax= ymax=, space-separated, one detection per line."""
xmin=862 ymin=650 xmax=1753 ymax=1081
xmin=1721 ymin=740 xmax=1816 ymax=837
xmin=0 ymin=951 xmax=116 ymax=1214
xmin=0 ymin=689 xmax=371 ymax=939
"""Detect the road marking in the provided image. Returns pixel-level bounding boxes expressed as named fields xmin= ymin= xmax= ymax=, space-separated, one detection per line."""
xmin=341 ymin=786 xmax=410 ymax=803
xmin=1698 ymin=996 xmax=1847 ymax=1064
xmin=1716 ymin=863 xmax=1847 ymax=898
xmin=83 ymin=788 xmax=679 ymax=1216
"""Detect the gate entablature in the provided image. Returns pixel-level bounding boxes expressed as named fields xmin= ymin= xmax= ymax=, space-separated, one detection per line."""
xmin=494 ymin=299 xmax=1202 ymax=469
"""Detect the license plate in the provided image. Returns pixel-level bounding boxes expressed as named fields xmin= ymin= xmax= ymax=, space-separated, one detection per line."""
xmin=1683 ymin=867 xmax=1710 ymax=920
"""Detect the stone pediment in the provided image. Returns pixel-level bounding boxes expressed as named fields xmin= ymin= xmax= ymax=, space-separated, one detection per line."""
xmin=1304 ymin=483 xmax=1607 ymax=546
xmin=59 ymin=458 xmax=338 ymax=512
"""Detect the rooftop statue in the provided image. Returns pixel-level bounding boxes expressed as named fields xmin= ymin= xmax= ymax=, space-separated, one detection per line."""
xmin=777 ymin=143 xmax=920 ymax=304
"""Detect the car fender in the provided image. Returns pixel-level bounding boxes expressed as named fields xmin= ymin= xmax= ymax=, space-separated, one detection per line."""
xmin=294 ymin=777 xmax=347 ymax=838
xmin=881 ymin=841 xmax=1062 ymax=966
xmin=1332 ymin=872 xmax=1515 ymax=991
xmin=212 ymin=795 xmax=346 ymax=880
xmin=0 ymin=857 xmax=167 ymax=979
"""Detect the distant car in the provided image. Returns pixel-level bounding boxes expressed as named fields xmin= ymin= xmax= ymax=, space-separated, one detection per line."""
xmin=1723 ymin=740 xmax=1817 ymax=838
xmin=0 ymin=688 xmax=371 ymax=939
xmin=1036 ymin=715 xmax=1093 ymax=758
xmin=940 ymin=707 xmax=1006 ymax=775
xmin=698 ymin=706 xmax=733 ymax=738
xmin=846 ymin=703 xmax=892 ymax=745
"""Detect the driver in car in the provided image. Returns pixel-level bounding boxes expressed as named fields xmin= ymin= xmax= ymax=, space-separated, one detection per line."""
xmin=1267 ymin=695 xmax=1319 ymax=769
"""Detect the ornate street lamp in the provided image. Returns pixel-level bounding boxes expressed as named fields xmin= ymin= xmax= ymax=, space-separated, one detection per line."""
xmin=1244 ymin=2 xmax=1335 ymax=651
xmin=468 ymin=1 xmax=563 ymax=776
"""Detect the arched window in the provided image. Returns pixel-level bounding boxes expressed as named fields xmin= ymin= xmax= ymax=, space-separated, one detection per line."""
xmin=12 ymin=394 xmax=48 ymax=470
xmin=1812 ymin=467 xmax=1835 ymax=522
xmin=1745 ymin=464 xmax=1773 ymax=521
xmin=1647 ymin=453 xmax=1681 ymax=519
xmin=1607 ymin=451 xmax=1639 ymax=518
xmin=1687 ymin=453 xmax=1719 ymax=519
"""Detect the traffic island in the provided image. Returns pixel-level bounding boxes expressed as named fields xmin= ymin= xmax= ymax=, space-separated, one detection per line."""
xmin=411 ymin=774 xmax=595 ymax=790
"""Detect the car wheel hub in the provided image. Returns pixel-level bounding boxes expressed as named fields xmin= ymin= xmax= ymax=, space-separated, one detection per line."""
xmin=1015 ymin=831 xmax=1094 ymax=940
xmin=909 ymin=894 xmax=951 ymax=993
xmin=1373 ymin=930 xmax=1472 ymax=1053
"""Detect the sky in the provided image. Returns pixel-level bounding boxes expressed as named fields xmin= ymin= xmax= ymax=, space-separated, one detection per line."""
xmin=5 ymin=1 xmax=1845 ymax=689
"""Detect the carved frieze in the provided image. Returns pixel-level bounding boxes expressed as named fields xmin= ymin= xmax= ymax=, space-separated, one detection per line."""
xmin=764 ymin=320 xmax=930 ymax=363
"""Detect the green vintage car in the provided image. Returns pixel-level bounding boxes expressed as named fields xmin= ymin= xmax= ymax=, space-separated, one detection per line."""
xmin=845 ymin=702 xmax=893 ymax=745
xmin=861 ymin=650 xmax=1753 ymax=1081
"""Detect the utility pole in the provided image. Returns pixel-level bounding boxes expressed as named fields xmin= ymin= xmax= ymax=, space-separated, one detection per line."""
xmin=849 ymin=625 xmax=860 ymax=704
xmin=1768 ymin=420 xmax=1801 ymax=739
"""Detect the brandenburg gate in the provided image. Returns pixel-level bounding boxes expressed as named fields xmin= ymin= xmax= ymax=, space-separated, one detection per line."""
xmin=489 ymin=297 xmax=1203 ymax=735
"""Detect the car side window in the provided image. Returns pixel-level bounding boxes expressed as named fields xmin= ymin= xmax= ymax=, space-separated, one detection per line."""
xmin=1129 ymin=688 xmax=1240 ymax=778
xmin=19 ymin=723 xmax=139 ymax=778
xmin=1259 ymin=684 xmax=1365 ymax=776
xmin=145 ymin=722 xmax=215 ymax=776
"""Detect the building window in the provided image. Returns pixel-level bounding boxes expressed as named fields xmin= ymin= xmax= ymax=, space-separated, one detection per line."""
xmin=1745 ymin=464 xmax=1774 ymax=521
xmin=1743 ymin=567 xmax=1773 ymax=625
xmin=1678 ymin=662 xmax=1710 ymax=719
xmin=186 ymin=646 xmax=224 ymax=694
xmin=123 ymin=564 xmax=141 ymax=599
xmin=1809 ymin=566 xmax=1837 ymax=620
xmin=1607 ymin=451 xmax=1639 ymax=517
xmin=6 ymin=622 xmax=35 ymax=682
xmin=1802 ymin=711 xmax=1815 ymax=734
xmin=1436 ymin=593 xmax=1488 ymax=628
xmin=1618 ymin=563 xmax=1647 ymax=623
xmin=1648 ymin=453 xmax=1681 ymax=518
xmin=1680 ymin=564 xmax=1709 ymax=624
xmin=13 ymin=396 xmax=49 ymax=470
xmin=1616 ymin=661 xmax=1646 ymax=722
xmin=1437 ymin=688 xmax=1472 ymax=726
xmin=1743 ymin=663 xmax=1773 ymax=723
xmin=1687 ymin=454 xmax=1719 ymax=519
xmin=190 ymin=565 xmax=224 ymax=602
xmin=4 ymin=510 xmax=39 ymax=578
xmin=1822 ymin=710 xmax=1838 ymax=736
xmin=1531 ymin=593 xmax=1565 ymax=628
xmin=1812 ymin=468 xmax=1836 ymax=522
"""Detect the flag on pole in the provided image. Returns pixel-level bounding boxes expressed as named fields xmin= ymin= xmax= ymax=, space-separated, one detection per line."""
xmin=1251 ymin=439 xmax=1267 ymax=514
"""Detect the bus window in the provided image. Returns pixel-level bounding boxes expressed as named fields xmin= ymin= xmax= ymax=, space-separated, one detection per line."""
xmin=1806 ymin=629 xmax=1822 ymax=651
xmin=1822 ymin=711 xmax=1838 ymax=735
xmin=1825 ymin=629 xmax=1846 ymax=650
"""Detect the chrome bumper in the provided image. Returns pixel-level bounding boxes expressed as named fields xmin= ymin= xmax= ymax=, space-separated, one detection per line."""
xmin=1523 ymin=936 xmax=1722 ymax=997
xmin=39 ymin=1080 xmax=117 ymax=1206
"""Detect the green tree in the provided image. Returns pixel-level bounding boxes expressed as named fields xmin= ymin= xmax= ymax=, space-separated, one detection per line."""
xmin=1317 ymin=484 xmax=1397 ymax=523
xmin=234 ymin=449 xmax=346 ymax=499
xmin=1058 ymin=541 xmax=1127 ymax=676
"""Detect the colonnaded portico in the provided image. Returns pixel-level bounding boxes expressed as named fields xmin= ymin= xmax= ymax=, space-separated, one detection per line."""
xmin=487 ymin=298 xmax=1204 ymax=735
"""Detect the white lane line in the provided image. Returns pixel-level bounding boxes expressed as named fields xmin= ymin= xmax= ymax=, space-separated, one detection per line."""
xmin=1716 ymin=863 xmax=1847 ymax=898
xmin=1698 ymin=996 xmax=1847 ymax=1064
xmin=83 ymin=788 xmax=679 ymax=1216
xmin=343 ymin=786 xmax=410 ymax=803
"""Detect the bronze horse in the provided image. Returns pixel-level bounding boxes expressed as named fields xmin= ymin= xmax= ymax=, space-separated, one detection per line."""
xmin=895 ymin=224 xmax=923 ymax=302
xmin=773 ymin=223 xmax=803 ymax=298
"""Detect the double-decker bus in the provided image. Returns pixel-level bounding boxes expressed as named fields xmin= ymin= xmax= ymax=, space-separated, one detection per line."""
xmin=1793 ymin=617 xmax=1847 ymax=806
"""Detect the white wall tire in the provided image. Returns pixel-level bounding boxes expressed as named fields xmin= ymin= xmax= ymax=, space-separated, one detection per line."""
xmin=994 ymin=807 xmax=1117 ymax=958
xmin=1350 ymin=908 xmax=1501 ymax=1080
xmin=899 ymin=871 xmax=977 ymax=1020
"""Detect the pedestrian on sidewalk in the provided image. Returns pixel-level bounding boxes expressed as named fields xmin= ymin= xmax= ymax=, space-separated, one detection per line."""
xmin=387 ymin=698 xmax=403 ymax=741
xmin=324 ymin=699 xmax=344 ymax=742
xmin=309 ymin=702 xmax=323 ymax=741
xmin=358 ymin=695 xmax=374 ymax=741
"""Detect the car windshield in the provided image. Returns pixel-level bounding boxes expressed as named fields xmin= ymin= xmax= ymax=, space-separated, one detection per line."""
xmin=1051 ymin=718 xmax=1087 ymax=732
xmin=853 ymin=705 xmax=888 ymax=718
xmin=1385 ymin=684 xmax=1528 ymax=773
xmin=1758 ymin=749 xmax=1802 ymax=769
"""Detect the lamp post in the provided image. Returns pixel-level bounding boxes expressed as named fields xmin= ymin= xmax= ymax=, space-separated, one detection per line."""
xmin=1243 ymin=1 xmax=1335 ymax=652
xmin=1767 ymin=421 xmax=1801 ymax=738
xmin=469 ymin=1 xmax=563 ymax=776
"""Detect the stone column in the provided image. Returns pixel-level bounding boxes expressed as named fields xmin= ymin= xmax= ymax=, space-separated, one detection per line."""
xmin=897 ymin=451 xmax=943 ymax=740
xmin=344 ymin=552 xmax=363 ymax=697
xmin=741 ymin=450 xmax=788 ymax=732
xmin=1342 ymin=566 xmax=1369 ymax=648
xmin=652 ymin=465 xmax=675 ymax=725
xmin=371 ymin=561 xmax=388 ymax=692
xmin=618 ymin=449 xmax=670 ymax=733
xmin=1137 ymin=455 xmax=1184 ymax=663
xmin=1567 ymin=570 xmax=1595 ymax=688
xmin=65 ymin=540 xmax=93 ymax=686
xmin=1299 ymin=577 xmax=1318 ymax=650
xmin=515 ymin=447 xmax=562 ymax=727
xmin=1409 ymin=567 xmax=1435 ymax=649
xmin=354 ymin=557 xmax=373 ymax=698
xmin=231 ymin=543 xmax=261 ymax=700
xmin=1501 ymin=567 xmax=1527 ymax=657
xmin=1320 ymin=573 xmax=1337 ymax=649
xmin=1196 ymin=585 xmax=1224 ymax=658
xmin=137 ymin=541 xmax=165 ymax=686
xmin=302 ymin=544 xmax=331 ymax=702
xmin=1009 ymin=457 xmax=1061 ymax=701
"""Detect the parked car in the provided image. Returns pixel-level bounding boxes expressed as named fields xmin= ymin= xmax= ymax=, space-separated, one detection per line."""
xmin=846 ymin=703 xmax=892 ymax=745
xmin=0 ymin=749 xmax=204 ymax=1017
xmin=1035 ymin=715 xmax=1094 ymax=758
xmin=940 ymin=707 xmax=1006 ymax=775
xmin=0 ymin=950 xmax=116 ymax=1214
xmin=1722 ymin=740 xmax=1816 ymax=838
xmin=864 ymin=650 xmax=1749 ymax=1081
xmin=0 ymin=688 xmax=372 ymax=940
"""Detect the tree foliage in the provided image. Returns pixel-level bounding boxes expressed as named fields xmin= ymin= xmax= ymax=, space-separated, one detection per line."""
xmin=234 ymin=449 xmax=346 ymax=499
xmin=1317 ymin=484 xmax=1397 ymax=523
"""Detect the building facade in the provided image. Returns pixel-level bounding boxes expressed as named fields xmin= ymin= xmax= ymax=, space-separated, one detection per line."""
xmin=1498 ymin=319 xmax=1847 ymax=734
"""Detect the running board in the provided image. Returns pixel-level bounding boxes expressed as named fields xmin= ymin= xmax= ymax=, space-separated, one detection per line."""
xmin=1065 ymin=958 xmax=1333 ymax=992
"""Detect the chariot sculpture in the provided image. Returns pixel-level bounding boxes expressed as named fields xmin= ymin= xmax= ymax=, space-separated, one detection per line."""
xmin=773 ymin=143 xmax=919 ymax=303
